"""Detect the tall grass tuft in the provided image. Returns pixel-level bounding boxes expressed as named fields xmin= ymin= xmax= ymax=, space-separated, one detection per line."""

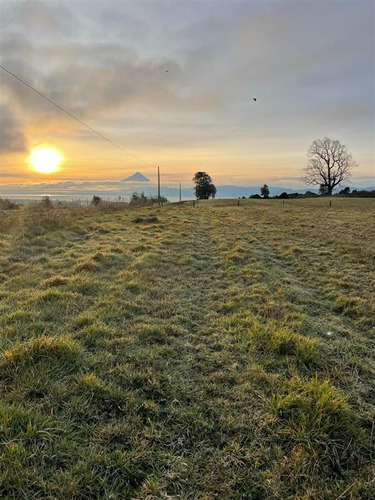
xmin=22 ymin=205 xmax=71 ymax=233
xmin=249 ymin=323 xmax=318 ymax=364
xmin=0 ymin=335 xmax=82 ymax=383
xmin=266 ymin=376 xmax=360 ymax=474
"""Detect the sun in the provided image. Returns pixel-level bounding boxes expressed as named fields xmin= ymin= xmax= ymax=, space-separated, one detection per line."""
xmin=29 ymin=147 xmax=63 ymax=174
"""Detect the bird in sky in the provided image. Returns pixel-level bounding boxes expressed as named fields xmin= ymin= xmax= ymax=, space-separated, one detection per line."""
xmin=253 ymin=98 xmax=257 ymax=101
xmin=166 ymin=70 xmax=168 ymax=72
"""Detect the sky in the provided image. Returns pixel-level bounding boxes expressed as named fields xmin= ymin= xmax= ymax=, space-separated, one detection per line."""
xmin=1 ymin=0 xmax=374 ymax=197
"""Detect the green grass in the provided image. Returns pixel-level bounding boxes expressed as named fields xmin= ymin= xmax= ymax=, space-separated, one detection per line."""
xmin=0 ymin=199 xmax=374 ymax=499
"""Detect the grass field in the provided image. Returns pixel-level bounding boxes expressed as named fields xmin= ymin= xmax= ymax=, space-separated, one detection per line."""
xmin=0 ymin=198 xmax=374 ymax=499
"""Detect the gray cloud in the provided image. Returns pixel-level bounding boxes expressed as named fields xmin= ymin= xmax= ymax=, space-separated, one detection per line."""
xmin=0 ymin=0 xmax=373 ymax=182
xmin=0 ymin=172 xmax=30 ymax=178
xmin=0 ymin=179 xmax=158 ymax=198
xmin=0 ymin=104 xmax=27 ymax=153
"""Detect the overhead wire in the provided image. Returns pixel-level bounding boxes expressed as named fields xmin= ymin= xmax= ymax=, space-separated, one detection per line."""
xmin=0 ymin=64 xmax=156 ymax=168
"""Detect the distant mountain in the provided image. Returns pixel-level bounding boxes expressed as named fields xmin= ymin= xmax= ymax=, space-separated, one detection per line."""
xmin=122 ymin=172 xmax=150 ymax=182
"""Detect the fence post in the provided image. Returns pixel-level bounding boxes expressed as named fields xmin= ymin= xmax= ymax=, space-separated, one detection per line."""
xmin=329 ymin=200 xmax=332 ymax=208
xmin=283 ymin=200 xmax=285 ymax=207
xmin=237 ymin=199 xmax=240 ymax=206
xmin=193 ymin=200 xmax=195 ymax=208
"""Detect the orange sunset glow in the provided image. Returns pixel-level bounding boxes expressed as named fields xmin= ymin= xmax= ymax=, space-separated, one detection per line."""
xmin=0 ymin=0 xmax=374 ymax=199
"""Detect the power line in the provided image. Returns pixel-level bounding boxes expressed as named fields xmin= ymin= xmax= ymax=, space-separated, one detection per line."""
xmin=0 ymin=64 xmax=155 ymax=168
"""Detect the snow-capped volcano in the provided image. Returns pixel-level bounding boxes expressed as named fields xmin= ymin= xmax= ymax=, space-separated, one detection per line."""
xmin=121 ymin=172 xmax=150 ymax=182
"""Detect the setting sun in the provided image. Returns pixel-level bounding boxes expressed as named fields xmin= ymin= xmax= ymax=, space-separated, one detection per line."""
xmin=29 ymin=147 xmax=62 ymax=174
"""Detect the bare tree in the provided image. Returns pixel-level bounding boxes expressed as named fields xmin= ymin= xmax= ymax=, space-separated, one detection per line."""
xmin=302 ymin=137 xmax=357 ymax=195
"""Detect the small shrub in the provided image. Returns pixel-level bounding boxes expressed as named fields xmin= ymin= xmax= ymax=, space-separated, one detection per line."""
xmin=0 ymin=198 xmax=17 ymax=210
xmin=40 ymin=196 xmax=53 ymax=208
xmin=130 ymin=192 xmax=168 ymax=206
xmin=130 ymin=191 xmax=149 ymax=206
xmin=91 ymin=196 xmax=102 ymax=206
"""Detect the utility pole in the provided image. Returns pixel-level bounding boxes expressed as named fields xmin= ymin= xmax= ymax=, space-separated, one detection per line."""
xmin=158 ymin=166 xmax=161 ymax=207
xmin=179 ymin=182 xmax=182 ymax=204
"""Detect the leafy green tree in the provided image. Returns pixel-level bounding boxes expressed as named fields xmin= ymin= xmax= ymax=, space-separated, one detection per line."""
xmin=193 ymin=172 xmax=217 ymax=200
xmin=261 ymin=184 xmax=270 ymax=198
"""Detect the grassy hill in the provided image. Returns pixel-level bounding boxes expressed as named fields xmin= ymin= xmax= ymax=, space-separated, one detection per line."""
xmin=0 ymin=198 xmax=374 ymax=499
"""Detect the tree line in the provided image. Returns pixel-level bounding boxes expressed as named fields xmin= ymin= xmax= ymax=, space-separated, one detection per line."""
xmin=248 ymin=186 xmax=375 ymax=199
xmin=193 ymin=137 xmax=374 ymax=199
